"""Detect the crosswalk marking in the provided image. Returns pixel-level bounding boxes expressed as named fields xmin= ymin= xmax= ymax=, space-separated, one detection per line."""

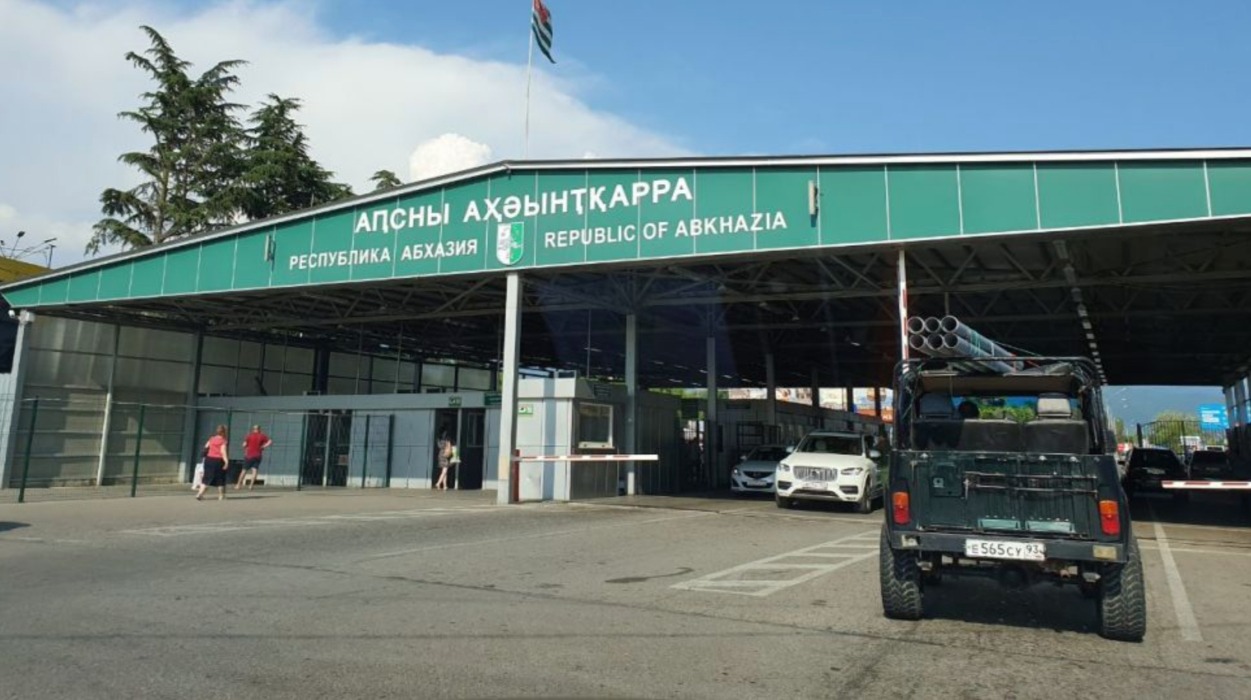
xmin=672 ymin=530 xmax=878 ymax=597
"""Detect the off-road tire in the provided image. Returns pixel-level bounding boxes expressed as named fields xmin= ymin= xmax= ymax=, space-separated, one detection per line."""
xmin=776 ymin=496 xmax=794 ymax=509
xmin=879 ymin=526 xmax=923 ymax=620
xmin=1098 ymin=540 xmax=1147 ymax=642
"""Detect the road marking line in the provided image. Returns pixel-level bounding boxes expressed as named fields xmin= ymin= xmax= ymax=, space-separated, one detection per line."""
xmin=360 ymin=511 xmax=714 ymax=561
xmin=120 ymin=506 xmax=501 ymax=537
xmin=1139 ymin=542 xmax=1251 ymax=558
xmin=1150 ymin=518 xmax=1203 ymax=642
xmin=672 ymin=530 xmax=878 ymax=597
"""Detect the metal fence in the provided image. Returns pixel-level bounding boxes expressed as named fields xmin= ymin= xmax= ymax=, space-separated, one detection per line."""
xmin=1135 ymin=419 xmax=1227 ymax=457
xmin=4 ymin=398 xmax=483 ymax=504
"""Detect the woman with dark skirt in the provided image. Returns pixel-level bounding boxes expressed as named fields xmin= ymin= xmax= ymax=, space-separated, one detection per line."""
xmin=195 ymin=424 xmax=230 ymax=501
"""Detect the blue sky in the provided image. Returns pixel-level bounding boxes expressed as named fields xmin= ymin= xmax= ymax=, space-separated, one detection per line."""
xmin=306 ymin=0 xmax=1251 ymax=157
xmin=6 ymin=1 xmax=1238 ymax=416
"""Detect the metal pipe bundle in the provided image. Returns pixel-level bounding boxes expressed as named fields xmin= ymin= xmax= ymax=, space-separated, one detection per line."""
xmin=905 ymin=315 xmax=1020 ymax=373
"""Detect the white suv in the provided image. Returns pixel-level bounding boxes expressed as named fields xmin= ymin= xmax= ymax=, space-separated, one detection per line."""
xmin=775 ymin=431 xmax=883 ymax=513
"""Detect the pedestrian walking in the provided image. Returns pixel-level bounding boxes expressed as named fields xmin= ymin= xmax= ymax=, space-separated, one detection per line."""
xmin=195 ymin=424 xmax=230 ymax=501
xmin=237 ymin=425 xmax=272 ymax=491
xmin=434 ymin=433 xmax=454 ymax=491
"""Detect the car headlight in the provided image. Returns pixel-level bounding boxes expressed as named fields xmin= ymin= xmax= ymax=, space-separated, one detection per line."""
xmin=731 ymin=467 xmax=740 ymax=475
xmin=840 ymin=467 xmax=865 ymax=476
xmin=778 ymin=464 xmax=791 ymax=473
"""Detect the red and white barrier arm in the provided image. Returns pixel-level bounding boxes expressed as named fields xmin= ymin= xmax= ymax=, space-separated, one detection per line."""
xmin=513 ymin=454 xmax=659 ymax=463
xmin=1162 ymin=480 xmax=1251 ymax=491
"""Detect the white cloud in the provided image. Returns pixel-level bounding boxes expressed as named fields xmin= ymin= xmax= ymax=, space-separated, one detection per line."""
xmin=0 ymin=0 xmax=689 ymax=267
xmin=408 ymin=133 xmax=493 ymax=183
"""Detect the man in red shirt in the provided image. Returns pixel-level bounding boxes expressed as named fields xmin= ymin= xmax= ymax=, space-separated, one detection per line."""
xmin=238 ymin=425 xmax=273 ymax=490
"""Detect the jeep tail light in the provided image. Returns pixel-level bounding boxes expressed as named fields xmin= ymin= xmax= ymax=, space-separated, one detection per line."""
xmin=1098 ymin=499 xmax=1120 ymax=536
xmin=892 ymin=491 xmax=911 ymax=525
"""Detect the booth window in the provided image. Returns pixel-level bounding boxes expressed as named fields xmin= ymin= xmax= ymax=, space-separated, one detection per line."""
xmin=577 ymin=402 xmax=614 ymax=449
xmin=0 ymin=317 xmax=16 ymax=374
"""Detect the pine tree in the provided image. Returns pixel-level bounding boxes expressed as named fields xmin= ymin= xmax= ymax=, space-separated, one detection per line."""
xmin=239 ymin=95 xmax=353 ymax=221
xmin=370 ymin=170 xmax=403 ymax=191
xmin=90 ymin=26 xmax=247 ymax=253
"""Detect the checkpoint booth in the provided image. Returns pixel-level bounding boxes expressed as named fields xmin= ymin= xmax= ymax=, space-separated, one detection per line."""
xmin=514 ymin=376 xmax=683 ymax=501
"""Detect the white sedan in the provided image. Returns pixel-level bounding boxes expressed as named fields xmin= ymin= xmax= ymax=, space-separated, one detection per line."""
xmin=730 ymin=445 xmax=790 ymax=494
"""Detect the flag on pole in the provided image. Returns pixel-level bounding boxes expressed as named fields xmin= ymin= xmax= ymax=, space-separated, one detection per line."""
xmin=532 ymin=0 xmax=555 ymax=63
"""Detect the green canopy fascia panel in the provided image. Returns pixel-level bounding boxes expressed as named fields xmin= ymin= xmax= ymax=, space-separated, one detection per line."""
xmin=7 ymin=151 xmax=1251 ymax=309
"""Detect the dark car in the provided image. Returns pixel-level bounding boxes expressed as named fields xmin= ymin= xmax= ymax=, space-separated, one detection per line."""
xmin=1187 ymin=449 xmax=1232 ymax=479
xmin=1123 ymin=447 xmax=1188 ymax=494
xmin=880 ymin=357 xmax=1145 ymax=642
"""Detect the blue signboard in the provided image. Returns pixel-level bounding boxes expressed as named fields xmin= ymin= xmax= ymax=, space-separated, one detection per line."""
xmin=1198 ymin=404 xmax=1229 ymax=430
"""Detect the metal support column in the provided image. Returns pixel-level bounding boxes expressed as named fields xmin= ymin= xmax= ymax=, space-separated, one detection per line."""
xmin=897 ymin=248 xmax=910 ymax=362
xmin=706 ymin=334 xmax=718 ymax=489
xmin=179 ymin=331 xmax=204 ymax=482
xmin=765 ymin=352 xmax=777 ymax=429
xmin=496 ymin=272 xmax=523 ymax=505
xmin=1236 ymin=380 xmax=1248 ymax=428
xmin=810 ymin=367 xmax=820 ymax=409
xmin=95 ymin=324 xmax=121 ymax=486
xmin=874 ymin=387 xmax=883 ymax=418
xmin=0 ymin=311 xmax=35 ymax=488
xmin=624 ymin=312 xmax=638 ymax=495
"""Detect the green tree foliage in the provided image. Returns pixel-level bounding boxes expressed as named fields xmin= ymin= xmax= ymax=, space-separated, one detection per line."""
xmin=239 ymin=95 xmax=353 ymax=220
xmin=90 ymin=26 xmax=247 ymax=253
xmin=370 ymin=170 xmax=403 ymax=191
xmin=1145 ymin=410 xmax=1198 ymax=453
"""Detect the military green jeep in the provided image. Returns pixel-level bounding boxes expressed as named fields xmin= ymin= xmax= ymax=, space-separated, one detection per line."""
xmin=879 ymin=357 xmax=1145 ymax=642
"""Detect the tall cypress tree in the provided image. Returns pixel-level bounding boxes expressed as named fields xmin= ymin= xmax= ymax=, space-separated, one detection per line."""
xmin=90 ymin=26 xmax=246 ymax=253
xmin=239 ymin=95 xmax=353 ymax=221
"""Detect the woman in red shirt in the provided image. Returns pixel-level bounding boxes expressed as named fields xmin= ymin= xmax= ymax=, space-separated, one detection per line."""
xmin=195 ymin=425 xmax=230 ymax=501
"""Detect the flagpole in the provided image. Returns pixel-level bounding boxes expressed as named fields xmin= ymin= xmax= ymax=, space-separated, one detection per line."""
xmin=524 ymin=8 xmax=535 ymax=159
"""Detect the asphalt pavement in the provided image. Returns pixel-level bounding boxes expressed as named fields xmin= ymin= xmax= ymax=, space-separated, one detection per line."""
xmin=1 ymin=488 xmax=1249 ymax=699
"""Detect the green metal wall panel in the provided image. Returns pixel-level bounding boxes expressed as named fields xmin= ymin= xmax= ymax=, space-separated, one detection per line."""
xmin=638 ymin=168 xmax=697 ymax=259
xmin=959 ymin=164 xmax=1038 ymax=235
xmin=6 ymin=155 xmax=1251 ymax=310
xmin=693 ymin=169 xmax=755 ymax=255
xmin=1118 ymin=161 xmax=1208 ymax=223
xmin=586 ymin=171 xmax=647 ymax=263
xmin=197 ymin=237 xmax=239 ymax=293
xmin=128 ymin=257 xmax=166 ymax=299
xmin=65 ymin=269 xmax=100 ymax=303
xmin=232 ymin=230 xmax=274 ymax=290
xmin=1205 ymin=162 xmax=1251 ymax=216
xmin=887 ymin=165 xmax=961 ymax=240
xmin=819 ymin=166 xmax=888 ymax=245
xmin=533 ymin=172 xmax=588 ymax=267
xmin=1036 ymin=163 xmax=1120 ymax=229
xmin=755 ymin=168 xmax=819 ymax=251
xmin=162 ymin=247 xmax=200 ymax=295
xmin=97 ymin=264 xmax=132 ymax=300
xmin=270 ymin=221 xmax=313 ymax=288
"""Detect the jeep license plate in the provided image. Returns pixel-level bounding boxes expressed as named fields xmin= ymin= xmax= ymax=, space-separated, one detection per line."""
xmin=804 ymin=481 xmax=826 ymax=491
xmin=964 ymin=539 xmax=1045 ymax=561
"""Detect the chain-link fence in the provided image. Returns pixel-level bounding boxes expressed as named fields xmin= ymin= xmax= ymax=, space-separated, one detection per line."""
xmin=1135 ymin=419 xmax=1227 ymax=458
xmin=4 ymin=398 xmax=489 ymax=504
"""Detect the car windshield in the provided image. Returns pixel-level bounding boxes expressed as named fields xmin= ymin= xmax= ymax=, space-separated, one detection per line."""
xmin=746 ymin=447 xmax=789 ymax=462
xmin=1134 ymin=450 xmax=1182 ymax=470
xmin=796 ymin=435 xmax=863 ymax=455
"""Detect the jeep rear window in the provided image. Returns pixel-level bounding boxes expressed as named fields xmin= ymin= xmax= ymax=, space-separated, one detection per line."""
xmin=795 ymin=435 xmax=862 ymax=455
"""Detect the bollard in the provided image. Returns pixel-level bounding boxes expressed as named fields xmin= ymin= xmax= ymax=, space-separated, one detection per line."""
xmin=130 ymin=404 xmax=146 ymax=498
xmin=17 ymin=398 xmax=38 ymax=504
